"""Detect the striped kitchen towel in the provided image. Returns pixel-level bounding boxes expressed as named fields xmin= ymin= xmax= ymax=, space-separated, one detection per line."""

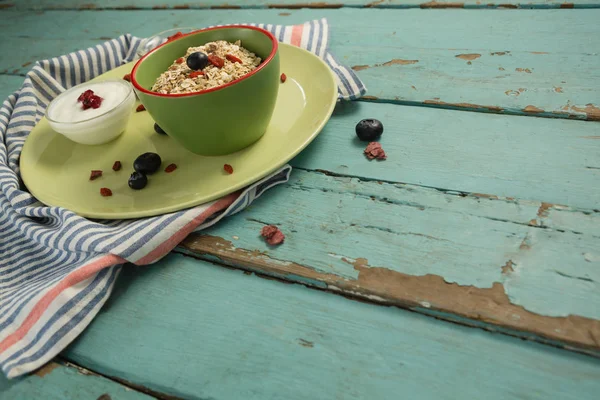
xmin=0 ymin=19 xmax=366 ymax=378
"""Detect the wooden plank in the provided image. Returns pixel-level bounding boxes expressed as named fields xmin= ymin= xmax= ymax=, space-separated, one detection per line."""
xmin=1 ymin=9 xmax=599 ymax=120
xmin=0 ymin=362 xmax=155 ymax=400
xmin=0 ymin=75 xmax=25 ymax=102
xmin=177 ymin=168 xmax=600 ymax=353
xmin=6 ymin=0 xmax=600 ymax=11
xmin=62 ymin=253 xmax=600 ymax=400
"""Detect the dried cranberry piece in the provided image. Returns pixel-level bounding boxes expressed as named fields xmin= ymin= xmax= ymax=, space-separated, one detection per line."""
xmin=223 ymin=164 xmax=233 ymax=174
xmin=176 ymin=57 xmax=185 ymax=64
xmin=280 ymin=73 xmax=287 ymax=83
xmin=136 ymin=104 xmax=146 ymax=112
xmin=100 ymin=188 xmax=112 ymax=197
xmin=225 ymin=54 xmax=242 ymax=63
xmin=165 ymin=163 xmax=177 ymax=173
xmin=88 ymin=96 xmax=103 ymax=109
xmin=112 ymin=161 xmax=122 ymax=171
xmin=78 ymin=89 xmax=94 ymax=102
xmin=89 ymin=170 xmax=102 ymax=180
xmin=364 ymin=142 xmax=387 ymax=160
xmin=123 ymin=73 xmax=131 ymax=82
xmin=208 ymin=54 xmax=225 ymax=68
xmin=189 ymin=71 xmax=204 ymax=78
xmin=261 ymin=225 xmax=285 ymax=245
xmin=167 ymin=31 xmax=184 ymax=42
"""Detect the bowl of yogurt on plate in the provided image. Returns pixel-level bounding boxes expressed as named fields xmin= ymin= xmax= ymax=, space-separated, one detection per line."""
xmin=46 ymin=79 xmax=136 ymax=145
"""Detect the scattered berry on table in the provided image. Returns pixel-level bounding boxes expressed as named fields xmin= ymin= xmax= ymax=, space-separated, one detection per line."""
xmin=165 ymin=163 xmax=177 ymax=173
xmin=187 ymin=52 xmax=209 ymax=70
xmin=224 ymin=164 xmax=234 ymax=174
xmin=208 ymin=54 xmax=225 ymax=68
xmin=154 ymin=123 xmax=167 ymax=135
xmin=225 ymin=54 xmax=242 ymax=63
xmin=112 ymin=161 xmax=122 ymax=171
xmin=280 ymin=73 xmax=287 ymax=83
xmin=122 ymin=73 xmax=131 ymax=82
xmin=128 ymin=171 xmax=148 ymax=190
xmin=364 ymin=142 xmax=387 ymax=160
xmin=136 ymin=104 xmax=146 ymax=112
xmin=134 ymin=152 xmax=162 ymax=175
xmin=355 ymin=119 xmax=384 ymax=141
xmin=100 ymin=188 xmax=112 ymax=197
xmin=89 ymin=170 xmax=102 ymax=180
xmin=261 ymin=225 xmax=285 ymax=245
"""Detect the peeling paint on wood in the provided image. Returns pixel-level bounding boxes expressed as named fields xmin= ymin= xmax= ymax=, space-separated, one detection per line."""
xmin=424 ymin=99 xmax=504 ymax=113
xmin=179 ymin=234 xmax=600 ymax=353
xmin=35 ymin=362 xmax=60 ymax=377
xmin=516 ymin=67 xmax=533 ymax=73
xmin=267 ymin=2 xmax=344 ymax=8
xmin=524 ymin=105 xmax=544 ymax=113
xmin=420 ymin=1 xmax=465 ymax=7
xmin=455 ymin=53 xmax=482 ymax=61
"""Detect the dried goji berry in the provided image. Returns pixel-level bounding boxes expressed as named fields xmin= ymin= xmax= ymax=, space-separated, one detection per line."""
xmin=223 ymin=164 xmax=233 ymax=174
xmin=189 ymin=71 xmax=204 ymax=78
xmin=208 ymin=54 xmax=225 ymax=68
xmin=112 ymin=161 xmax=122 ymax=171
xmin=100 ymin=188 xmax=112 ymax=197
xmin=225 ymin=54 xmax=242 ymax=63
xmin=176 ymin=57 xmax=185 ymax=64
xmin=89 ymin=170 xmax=102 ymax=180
xmin=280 ymin=73 xmax=287 ymax=83
xmin=136 ymin=104 xmax=146 ymax=112
xmin=123 ymin=73 xmax=131 ymax=82
xmin=165 ymin=163 xmax=177 ymax=173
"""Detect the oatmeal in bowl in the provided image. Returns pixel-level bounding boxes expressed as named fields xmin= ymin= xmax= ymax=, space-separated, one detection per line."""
xmin=153 ymin=40 xmax=262 ymax=94
xmin=131 ymin=26 xmax=280 ymax=156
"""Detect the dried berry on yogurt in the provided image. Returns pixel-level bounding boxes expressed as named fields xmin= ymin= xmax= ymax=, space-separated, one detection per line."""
xmin=133 ymin=152 xmax=162 ymax=175
xmin=100 ymin=188 xmax=112 ymax=197
xmin=128 ymin=171 xmax=148 ymax=190
xmin=223 ymin=164 xmax=234 ymax=174
xmin=112 ymin=161 xmax=122 ymax=171
xmin=136 ymin=104 xmax=146 ymax=112
xmin=355 ymin=119 xmax=383 ymax=141
xmin=89 ymin=170 xmax=102 ymax=180
xmin=261 ymin=225 xmax=285 ymax=246
xmin=154 ymin=123 xmax=167 ymax=135
xmin=78 ymin=89 xmax=103 ymax=110
xmin=187 ymin=52 xmax=210 ymax=70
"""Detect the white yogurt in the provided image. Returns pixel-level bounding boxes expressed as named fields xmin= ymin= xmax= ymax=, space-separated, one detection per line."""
xmin=46 ymin=79 xmax=136 ymax=145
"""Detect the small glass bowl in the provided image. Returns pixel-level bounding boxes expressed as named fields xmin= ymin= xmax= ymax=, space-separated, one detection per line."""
xmin=136 ymin=27 xmax=198 ymax=59
xmin=46 ymin=79 xmax=136 ymax=145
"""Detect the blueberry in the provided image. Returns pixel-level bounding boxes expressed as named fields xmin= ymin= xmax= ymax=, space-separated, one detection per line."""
xmin=154 ymin=123 xmax=167 ymax=135
xmin=355 ymin=119 xmax=384 ymax=141
xmin=128 ymin=171 xmax=148 ymax=190
xmin=186 ymin=52 xmax=209 ymax=71
xmin=133 ymin=152 xmax=162 ymax=175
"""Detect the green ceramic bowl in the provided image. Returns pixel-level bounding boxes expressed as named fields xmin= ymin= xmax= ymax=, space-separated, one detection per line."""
xmin=131 ymin=26 xmax=280 ymax=156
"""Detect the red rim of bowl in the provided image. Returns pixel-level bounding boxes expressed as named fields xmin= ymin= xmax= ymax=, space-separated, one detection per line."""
xmin=131 ymin=25 xmax=278 ymax=98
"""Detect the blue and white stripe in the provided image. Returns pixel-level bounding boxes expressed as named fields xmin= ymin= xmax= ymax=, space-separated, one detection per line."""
xmin=0 ymin=20 xmax=364 ymax=379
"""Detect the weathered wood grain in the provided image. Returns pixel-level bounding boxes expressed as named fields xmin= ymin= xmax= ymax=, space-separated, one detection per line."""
xmin=176 ymin=168 xmax=600 ymax=352
xmin=62 ymin=254 xmax=600 ymax=400
xmin=7 ymin=0 xmax=600 ymax=10
xmin=1 ymin=9 xmax=599 ymax=120
xmin=0 ymin=362 xmax=154 ymax=400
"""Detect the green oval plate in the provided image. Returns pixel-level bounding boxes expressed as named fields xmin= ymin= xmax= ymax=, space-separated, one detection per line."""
xmin=20 ymin=44 xmax=338 ymax=219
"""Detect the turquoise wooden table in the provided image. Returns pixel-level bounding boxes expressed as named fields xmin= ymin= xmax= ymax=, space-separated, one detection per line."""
xmin=1 ymin=1 xmax=600 ymax=399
